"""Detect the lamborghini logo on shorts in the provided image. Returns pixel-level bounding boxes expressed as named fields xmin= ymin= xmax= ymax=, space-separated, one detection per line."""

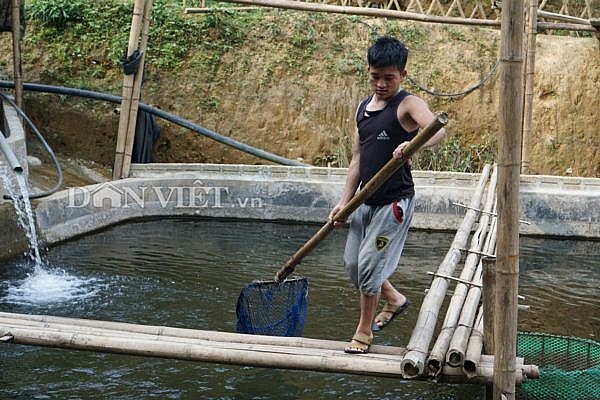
xmin=376 ymin=236 xmax=390 ymax=251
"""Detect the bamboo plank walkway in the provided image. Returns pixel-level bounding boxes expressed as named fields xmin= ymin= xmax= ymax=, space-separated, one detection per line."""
xmin=0 ymin=312 xmax=534 ymax=384
xmin=0 ymin=164 xmax=539 ymax=384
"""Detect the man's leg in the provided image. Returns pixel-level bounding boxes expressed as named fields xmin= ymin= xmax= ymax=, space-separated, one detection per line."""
xmin=381 ymin=279 xmax=408 ymax=307
xmin=345 ymin=291 xmax=379 ymax=352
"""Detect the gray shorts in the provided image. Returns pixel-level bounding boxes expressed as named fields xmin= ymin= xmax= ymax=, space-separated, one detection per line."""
xmin=343 ymin=196 xmax=415 ymax=295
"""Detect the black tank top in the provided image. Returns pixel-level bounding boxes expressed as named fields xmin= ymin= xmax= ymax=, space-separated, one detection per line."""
xmin=356 ymin=90 xmax=418 ymax=205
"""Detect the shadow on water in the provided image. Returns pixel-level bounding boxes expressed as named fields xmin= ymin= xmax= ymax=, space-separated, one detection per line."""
xmin=0 ymin=218 xmax=598 ymax=399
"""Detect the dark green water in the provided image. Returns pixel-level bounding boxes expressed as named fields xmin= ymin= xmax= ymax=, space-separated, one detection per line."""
xmin=0 ymin=218 xmax=598 ymax=399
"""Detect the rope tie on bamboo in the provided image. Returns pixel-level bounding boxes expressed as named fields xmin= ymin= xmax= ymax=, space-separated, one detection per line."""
xmin=455 ymin=247 xmax=496 ymax=258
xmin=499 ymin=56 xmax=524 ymax=63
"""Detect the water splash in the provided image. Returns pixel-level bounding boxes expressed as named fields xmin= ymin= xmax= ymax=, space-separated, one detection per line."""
xmin=2 ymin=165 xmax=99 ymax=304
xmin=1 ymin=166 xmax=43 ymax=267
xmin=4 ymin=266 xmax=102 ymax=306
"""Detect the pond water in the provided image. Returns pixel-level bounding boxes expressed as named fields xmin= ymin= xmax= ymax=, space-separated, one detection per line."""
xmin=1 ymin=218 xmax=598 ymax=399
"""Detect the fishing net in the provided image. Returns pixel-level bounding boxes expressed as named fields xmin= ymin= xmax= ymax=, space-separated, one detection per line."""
xmin=517 ymin=332 xmax=600 ymax=400
xmin=236 ymin=277 xmax=309 ymax=337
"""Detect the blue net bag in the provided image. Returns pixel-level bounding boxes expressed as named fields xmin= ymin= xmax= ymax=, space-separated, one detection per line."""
xmin=236 ymin=277 xmax=309 ymax=337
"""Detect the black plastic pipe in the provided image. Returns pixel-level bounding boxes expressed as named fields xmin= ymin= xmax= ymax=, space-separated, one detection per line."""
xmin=0 ymin=80 xmax=307 ymax=167
xmin=1 ymin=92 xmax=64 ymax=199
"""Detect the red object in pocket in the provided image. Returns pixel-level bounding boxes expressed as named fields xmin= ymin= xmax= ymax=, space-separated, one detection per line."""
xmin=392 ymin=200 xmax=404 ymax=224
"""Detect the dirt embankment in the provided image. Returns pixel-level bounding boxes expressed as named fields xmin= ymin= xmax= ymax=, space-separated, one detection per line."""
xmin=3 ymin=14 xmax=599 ymax=177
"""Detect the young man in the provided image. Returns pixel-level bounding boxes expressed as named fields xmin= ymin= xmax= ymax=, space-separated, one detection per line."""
xmin=328 ymin=36 xmax=446 ymax=354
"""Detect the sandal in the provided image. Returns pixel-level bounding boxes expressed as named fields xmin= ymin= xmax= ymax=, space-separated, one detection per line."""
xmin=372 ymin=299 xmax=411 ymax=332
xmin=344 ymin=332 xmax=373 ymax=354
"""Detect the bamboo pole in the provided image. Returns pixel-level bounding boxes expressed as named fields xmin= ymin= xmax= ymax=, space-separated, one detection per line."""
xmin=185 ymin=6 xmax=261 ymax=12
xmin=275 ymin=113 xmax=448 ymax=282
xmin=113 ymin=0 xmax=147 ymax=180
xmin=218 ymin=0 xmax=501 ymax=26
xmin=0 ymin=314 xmax=538 ymax=384
xmin=446 ymin=261 xmax=484 ymax=367
xmin=400 ymin=166 xmax=491 ymax=379
xmin=426 ymin=165 xmax=497 ymax=377
xmin=10 ymin=0 xmax=22 ymax=109
xmin=463 ymin=305 xmax=485 ymax=378
xmin=521 ymin=0 xmax=538 ymax=174
xmin=445 ymin=184 xmax=498 ymax=371
xmin=120 ymin=0 xmax=153 ymax=179
xmin=0 ymin=325 xmax=407 ymax=378
xmin=216 ymin=0 xmax=596 ymax=30
xmin=537 ymin=9 xmax=591 ymax=24
xmin=0 ymin=312 xmax=404 ymax=355
xmin=495 ymin=0 xmax=524 ymax=393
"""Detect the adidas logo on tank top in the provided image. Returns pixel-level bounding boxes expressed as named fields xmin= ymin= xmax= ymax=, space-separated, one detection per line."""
xmin=377 ymin=130 xmax=390 ymax=140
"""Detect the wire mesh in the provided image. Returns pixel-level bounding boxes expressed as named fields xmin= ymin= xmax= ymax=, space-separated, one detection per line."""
xmin=517 ymin=332 xmax=600 ymax=400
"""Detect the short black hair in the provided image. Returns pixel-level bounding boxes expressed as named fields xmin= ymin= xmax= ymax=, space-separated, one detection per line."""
xmin=367 ymin=36 xmax=409 ymax=71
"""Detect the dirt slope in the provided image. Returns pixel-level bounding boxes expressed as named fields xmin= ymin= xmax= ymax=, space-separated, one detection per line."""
xmin=2 ymin=13 xmax=598 ymax=177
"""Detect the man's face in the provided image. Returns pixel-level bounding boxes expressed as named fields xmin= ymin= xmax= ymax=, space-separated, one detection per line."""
xmin=368 ymin=65 xmax=407 ymax=100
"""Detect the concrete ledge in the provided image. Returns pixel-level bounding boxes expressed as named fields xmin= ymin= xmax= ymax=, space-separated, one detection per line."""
xmin=32 ymin=163 xmax=600 ymax=246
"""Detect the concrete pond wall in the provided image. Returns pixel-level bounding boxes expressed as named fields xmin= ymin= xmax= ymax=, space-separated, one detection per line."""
xmin=25 ymin=163 xmax=600 ymax=254
xmin=0 ymin=99 xmax=30 ymax=261
xmin=1 ymin=93 xmax=599 ymax=261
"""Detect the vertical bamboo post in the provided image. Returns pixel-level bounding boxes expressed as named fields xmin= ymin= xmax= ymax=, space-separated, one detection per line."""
xmin=10 ymin=0 xmax=22 ymax=109
xmin=521 ymin=0 xmax=538 ymax=174
xmin=113 ymin=0 xmax=147 ymax=180
xmin=121 ymin=0 xmax=153 ymax=178
xmin=495 ymin=0 xmax=524 ymax=395
xmin=482 ymin=255 xmax=496 ymax=354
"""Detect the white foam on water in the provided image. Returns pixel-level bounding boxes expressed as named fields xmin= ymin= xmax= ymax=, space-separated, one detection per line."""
xmin=4 ymin=267 xmax=102 ymax=305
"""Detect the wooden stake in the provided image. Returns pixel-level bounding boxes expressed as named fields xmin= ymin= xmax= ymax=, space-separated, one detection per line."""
xmin=495 ymin=0 xmax=524 ymax=394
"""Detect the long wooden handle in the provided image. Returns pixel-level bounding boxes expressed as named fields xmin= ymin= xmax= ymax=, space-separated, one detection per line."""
xmin=274 ymin=112 xmax=448 ymax=282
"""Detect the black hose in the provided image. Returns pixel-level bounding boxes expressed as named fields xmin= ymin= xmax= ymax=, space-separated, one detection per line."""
xmin=0 ymin=81 xmax=307 ymax=167
xmin=1 ymin=92 xmax=64 ymax=199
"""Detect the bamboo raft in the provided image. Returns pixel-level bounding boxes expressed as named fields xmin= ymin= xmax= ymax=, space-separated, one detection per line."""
xmin=0 ymin=164 xmax=539 ymax=386
xmin=0 ymin=311 xmax=535 ymax=384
